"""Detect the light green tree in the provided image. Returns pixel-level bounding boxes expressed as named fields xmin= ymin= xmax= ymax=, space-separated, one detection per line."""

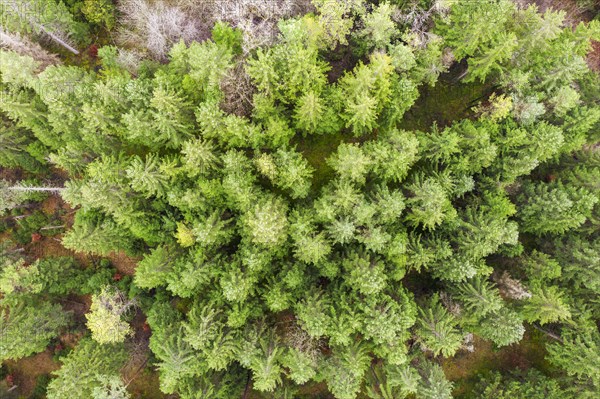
xmin=241 ymin=196 xmax=288 ymax=248
xmin=46 ymin=338 xmax=127 ymax=399
xmin=91 ymin=375 xmax=130 ymax=399
xmin=416 ymin=296 xmax=463 ymax=358
xmin=521 ymin=286 xmax=571 ymax=325
xmin=86 ymin=286 xmax=136 ymax=344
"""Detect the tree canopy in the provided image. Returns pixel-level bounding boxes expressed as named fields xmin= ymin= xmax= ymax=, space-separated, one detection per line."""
xmin=1 ymin=1 xmax=600 ymax=398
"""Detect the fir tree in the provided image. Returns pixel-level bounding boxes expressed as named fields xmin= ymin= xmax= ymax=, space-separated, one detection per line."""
xmin=0 ymin=302 xmax=70 ymax=361
xmin=416 ymin=296 xmax=463 ymax=358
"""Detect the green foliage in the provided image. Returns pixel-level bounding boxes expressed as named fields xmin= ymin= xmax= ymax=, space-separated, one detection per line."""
xmin=339 ymin=53 xmax=395 ymax=136
xmin=517 ymin=181 xmax=597 ymax=235
xmin=62 ymin=211 xmax=136 ymax=256
xmin=324 ymin=341 xmax=372 ymax=399
xmin=211 ymin=21 xmax=242 ymax=55
xmin=46 ymin=338 xmax=128 ymax=399
xmin=91 ymin=375 xmax=130 ymax=399
xmin=256 ymin=149 xmax=314 ymax=199
xmin=86 ymin=286 xmax=135 ymax=344
xmin=81 ymin=0 xmax=116 ymax=29
xmin=0 ymin=119 xmax=44 ymax=172
xmin=417 ymin=361 xmax=453 ymax=399
xmin=479 ymin=307 xmax=525 ymax=347
xmin=405 ymin=175 xmax=456 ymax=230
xmin=521 ymin=286 xmax=571 ymax=325
xmin=126 ymin=154 xmax=169 ymax=198
xmin=354 ymin=2 xmax=398 ymax=53
xmin=451 ymin=277 xmax=503 ymax=320
xmin=0 ymin=258 xmax=43 ymax=300
xmin=553 ymin=237 xmax=600 ymax=292
xmin=241 ymin=196 xmax=288 ymax=248
xmin=2 ymin=5 xmax=600 ymax=399
xmin=0 ymin=302 xmax=70 ymax=361
xmin=416 ymin=296 xmax=463 ymax=357
xmin=473 ymin=370 xmax=571 ymax=399
xmin=547 ymin=330 xmax=600 ymax=385
xmin=342 ymin=251 xmax=387 ymax=296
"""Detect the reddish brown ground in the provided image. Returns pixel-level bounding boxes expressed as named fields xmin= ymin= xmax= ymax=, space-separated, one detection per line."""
xmin=106 ymin=250 xmax=141 ymax=276
xmin=4 ymin=351 xmax=59 ymax=397
xmin=123 ymin=312 xmax=166 ymax=399
xmin=523 ymin=0 xmax=598 ymax=25
xmin=3 ymin=191 xmax=144 ymax=397
xmin=588 ymin=40 xmax=600 ymax=72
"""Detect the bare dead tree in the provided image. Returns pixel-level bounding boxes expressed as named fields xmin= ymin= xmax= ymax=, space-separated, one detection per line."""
xmin=494 ymin=270 xmax=533 ymax=300
xmin=219 ymin=61 xmax=256 ymax=116
xmin=0 ymin=27 xmax=60 ymax=69
xmin=117 ymin=0 xmax=204 ymax=60
xmin=117 ymin=0 xmax=312 ymax=60
xmin=7 ymin=186 xmax=63 ymax=192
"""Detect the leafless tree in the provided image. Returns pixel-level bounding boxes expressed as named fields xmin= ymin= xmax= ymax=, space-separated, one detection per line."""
xmin=0 ymin=28 xmax=59 ymax=69
xmin=494 ymin=270 xmax=532 ymax=300
xmin=116 ymin=0 xmax=312 ymax=60
xmin=117 ymin=0 xmax=205 ymax=60
xmin=219 ymin=61 xmax=256 ymax=116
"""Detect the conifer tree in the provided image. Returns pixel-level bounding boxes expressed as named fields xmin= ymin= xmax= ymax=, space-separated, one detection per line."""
xmin=46 ymin=338 xmax=128 ymax=399
xmin=241 ymin=196 xmax=288 ymax=248
xmin=86 ymin=286 xmax=136 ymax=344
xmin=0 ymin=302 xmax=70 ymax=361
xmin=521 ymin=286 xmax=571 ymax=325
xmin=91 ymin=376 xmax=130 ymax=399
xmin=416 ymin=361 xmax=453 ymax=399
xmin=479 ymin=308 xmax=525 ymax=347
xmin=62 ymin=213 xmax=135 ymax=256
xmin=416 ymin=296 xmax=463 ymax=358
xmin=405 ymin=176 xmax=456 ymax=230
xmin=547 ymin=330 xmax=600 ymax=394
xmin=517 ymin=181 xmax=597 ymax=235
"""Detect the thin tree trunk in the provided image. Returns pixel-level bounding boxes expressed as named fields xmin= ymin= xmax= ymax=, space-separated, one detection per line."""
xmin=532 ymin=324 xmax=563 ymax=343
xmin=8 ymin=186 xmax=63 ymax=192
xmin=124 ymin=357 xmax=149 ymax=388
xmin=242 ymin=370 xmax=252 ymax=399
xmin=34 ymin=23 xmax=79 ymax=55
xmin=456 ymin=68 xmax=469 ymax=81
xmin=40 ymin=225 xmax=65 ymax=230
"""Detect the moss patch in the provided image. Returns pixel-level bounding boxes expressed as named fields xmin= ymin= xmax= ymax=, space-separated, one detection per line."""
xmin=444 ymin=328 xmax=551 ymax=398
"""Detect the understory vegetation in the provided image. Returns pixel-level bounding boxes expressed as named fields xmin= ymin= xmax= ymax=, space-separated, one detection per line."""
xmin=1 ymin=1 xmax=600 ymax=398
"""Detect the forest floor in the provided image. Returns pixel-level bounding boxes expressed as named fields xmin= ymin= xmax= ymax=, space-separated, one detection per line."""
xmin=444 ymin=329 xmax=552 ymax=397
xmin=3 ymin=193 xmax=149 ymax=397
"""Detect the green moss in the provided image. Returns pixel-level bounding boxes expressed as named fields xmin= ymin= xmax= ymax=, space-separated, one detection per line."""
xmin=399 ymin=72 xmax=493 ymax=132
xmin=294 ymin=131 xmax=347 ymax=192
xmin=447 ymin=328 xmax=552 ymax=398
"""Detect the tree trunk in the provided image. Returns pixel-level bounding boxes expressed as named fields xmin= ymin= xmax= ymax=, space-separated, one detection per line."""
xmin=532 ymin=324 xmax=563 ymax=343
xmin=3 ymin=0 xmax=79 ymax=55
xmin=34 ymin=23 xmax=79 ymax=55
xmin=8 ymin=186 xmax=63 ymax=192
xmin=242 ymin=370 xmax=252 ymax=399
xmin=40 ymin=225 xmax=65 ymax=230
